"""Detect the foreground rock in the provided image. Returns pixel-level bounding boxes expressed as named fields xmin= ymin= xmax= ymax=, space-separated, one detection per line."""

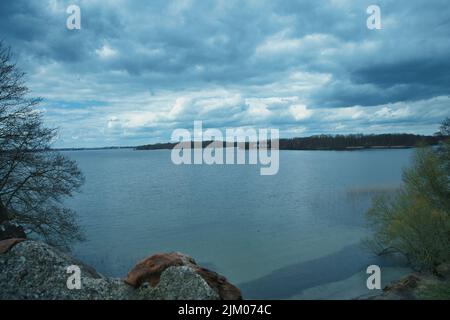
xmin=0 ymin=240 xmax=241 ymax=300
xmin=134 ymin=266 xmax=220 ymax=300
xmin=0 ymin=238 xmax=26 ymax=254
xmin=0 ymin=240 xmax=130 ymax=299
xmin=126 ymin=252 xmax=242 ymax=300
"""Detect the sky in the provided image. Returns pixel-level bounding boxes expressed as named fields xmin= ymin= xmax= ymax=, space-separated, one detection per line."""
xmin=1 ymin=0 xmax=449 ymax=148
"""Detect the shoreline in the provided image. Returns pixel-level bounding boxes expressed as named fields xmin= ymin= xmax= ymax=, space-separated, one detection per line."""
xmin=364 ymin=264 xmax=450 ymax=300
xmin=57 ymin=145 xmax=417 ymax=152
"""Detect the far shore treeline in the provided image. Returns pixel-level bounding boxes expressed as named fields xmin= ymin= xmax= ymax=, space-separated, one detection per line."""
xmin=133 ymin=133 xmax=444 ymax=151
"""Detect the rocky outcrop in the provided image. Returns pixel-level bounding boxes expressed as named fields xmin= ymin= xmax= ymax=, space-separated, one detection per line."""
xmin=126 ymin=252 xmax=242 ymax=300
xmin=0 ymin=238 xmax=25 ymax=254
xmin=125 ymin=252 xmax=195 ymax=287
xmin=0 ymin=240 xmax=241 ymax=300
xmin=0 ymin=240 xmax=130 ymax=299
xmin=134 ymin=266 xmax=220 ymax=300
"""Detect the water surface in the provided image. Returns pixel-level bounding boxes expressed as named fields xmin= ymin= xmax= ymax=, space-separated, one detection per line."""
xmin=64 ymin=149 xmax=413 ymax=299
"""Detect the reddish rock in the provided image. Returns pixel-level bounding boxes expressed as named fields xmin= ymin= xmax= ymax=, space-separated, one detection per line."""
xmin=0 ymin=238 xmax=26 ymax=254
xmin=195 ymin=267 xmax=243 ymax=300
xmin=125 ymin=252 xmax=242 ymax=300
xmin=125 ymin=252 xmax=195 ymax=287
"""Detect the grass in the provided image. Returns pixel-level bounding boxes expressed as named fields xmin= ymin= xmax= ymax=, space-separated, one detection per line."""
xmin=417 ymin=280 xmax=450 ymax=300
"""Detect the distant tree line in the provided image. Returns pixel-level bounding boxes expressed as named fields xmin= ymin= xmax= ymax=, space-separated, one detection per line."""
xmin=135 ymin=133 xmax=443 ymax=151
xmin=277 ymin=133 xmax=441 ymax=150
xmin=136 ymin=141 xmax=225 ymax=150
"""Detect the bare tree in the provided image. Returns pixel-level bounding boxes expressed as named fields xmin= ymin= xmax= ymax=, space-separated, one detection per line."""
xmin=439 ymin=117 xmax=450 ymax=137
xmin=0 ymin=42 xmax=84 ymax=249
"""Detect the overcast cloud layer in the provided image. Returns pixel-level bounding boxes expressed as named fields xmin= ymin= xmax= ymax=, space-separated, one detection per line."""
xmin=1 ymin=0 xmax=449 ymax=147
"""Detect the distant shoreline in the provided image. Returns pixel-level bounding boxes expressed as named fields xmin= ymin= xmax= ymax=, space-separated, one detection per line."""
xmin=134 ymin=133 xmax=443 ymax=151
xmin=55 ymin=133 xmax=446 ymax=152
xmin=55 ymin=146 xmax=135 ymax=152
xmin=57 ymin=145 xmax=416 ymax=152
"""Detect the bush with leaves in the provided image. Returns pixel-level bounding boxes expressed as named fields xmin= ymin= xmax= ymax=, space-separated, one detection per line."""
xmin=366 ymin=123 xmax=450 ymax=273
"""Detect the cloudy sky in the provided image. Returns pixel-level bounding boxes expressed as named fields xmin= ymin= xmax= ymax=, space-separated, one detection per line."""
xmin=1 ymin=0 xmax=449 ymax=147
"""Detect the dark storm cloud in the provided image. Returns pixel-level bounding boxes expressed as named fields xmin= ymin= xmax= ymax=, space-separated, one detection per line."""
xmin=0 ymin=0 xmax=449 ymax=147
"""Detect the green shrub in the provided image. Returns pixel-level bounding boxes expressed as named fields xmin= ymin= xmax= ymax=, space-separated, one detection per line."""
xmin=417 ymin=280 xmax=450 ymax=300
xmin=366 ymin=139 xmax=450 ymax=273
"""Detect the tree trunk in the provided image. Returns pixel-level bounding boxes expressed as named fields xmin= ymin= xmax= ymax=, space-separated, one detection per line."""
xmin=0 ymin=200 xmax=9 ymax=223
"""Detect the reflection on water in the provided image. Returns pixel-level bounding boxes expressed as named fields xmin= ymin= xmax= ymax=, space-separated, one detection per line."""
xmin=64 ymin=148 xmax=413 ymax=299
xmin=346 ymin=185 xmax=400 ymax=202
xmin=239 ymin=243 xmax=407 ymax=299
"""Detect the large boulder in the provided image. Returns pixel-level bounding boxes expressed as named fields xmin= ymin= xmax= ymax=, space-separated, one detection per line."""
xmin=0 ymin=240 xmax=241 ymax=300
xmin=134 ymin=266 xmax=220 ymax=300
xmin=126 ymin=252 xmax=242 ymax=300
xmin=0 ymin=240 xmax=130 ymax=300
xmin=0 ymin=238 xmax=26 ymax=254
xmin=125 ymin=252 xmax=195 ymax=287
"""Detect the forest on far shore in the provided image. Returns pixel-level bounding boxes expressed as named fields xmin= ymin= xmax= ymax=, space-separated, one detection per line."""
xmin=136 ymin=133 xmax=444 ymax=151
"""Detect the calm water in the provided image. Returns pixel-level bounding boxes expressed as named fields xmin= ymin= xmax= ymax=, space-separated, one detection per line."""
xmin=64 ymin=149 xmax=413 ymax=299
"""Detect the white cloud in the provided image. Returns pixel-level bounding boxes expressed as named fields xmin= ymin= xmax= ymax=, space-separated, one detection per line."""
xmin=96 ymin=45 xmax=118 ymax=59
xmin=255 ymin=31 xmax=338 ymax=56
xmin=290 ymin=104 xmax=313 ymax=121
xmin=3 ymin=0 xmax=448 ymax=147
xmin=374 ymin=106 xmax=411 ymax=119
